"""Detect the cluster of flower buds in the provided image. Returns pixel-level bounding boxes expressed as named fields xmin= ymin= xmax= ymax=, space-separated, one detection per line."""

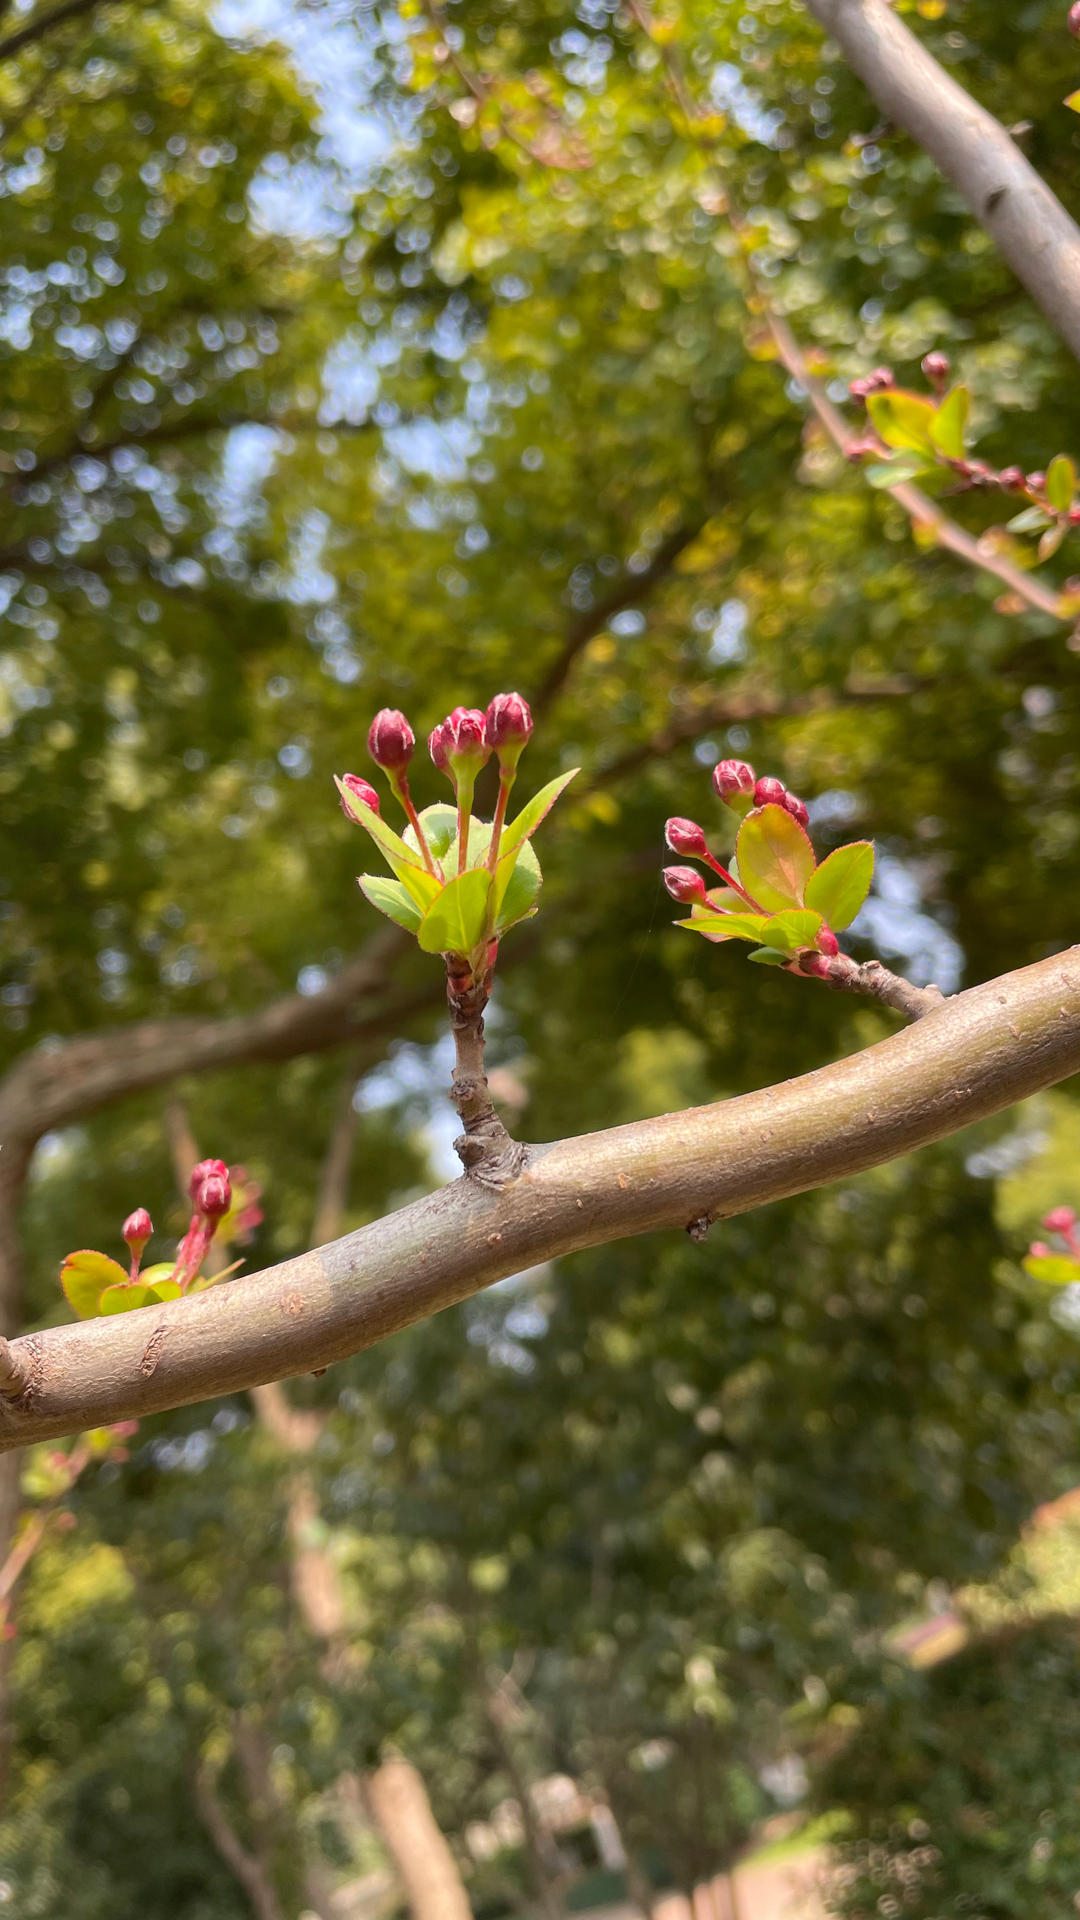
xmin=1029 ymin=1206 xmax=1080 ymax=1264
xmin=61 ymin=1155 xmax=256 ymax=1321
xmin=848 ymin=365 xmax=895 ymax=405
xmin=171 ymin=1157 xmax=233 ymax=1290
xmin=662 ymin=757 xmax=873 ymax=976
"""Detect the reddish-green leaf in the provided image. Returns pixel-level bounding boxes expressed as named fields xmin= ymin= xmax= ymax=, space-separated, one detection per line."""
xmin=61 ymin=1250 xmax=128 ymax=1320
xmin=804 ymin=842 xmax=874 ymax=931
xmin=734 ymin=804 xmax=816 ymax=912
xmin=678 ymin=910 xmax=770 ymax=944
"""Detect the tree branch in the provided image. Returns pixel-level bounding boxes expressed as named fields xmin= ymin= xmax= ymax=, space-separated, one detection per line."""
xmin=0 ymin=0 xmax=104 ymax=62
xmin=2 ymin=948 xmax=1079 ymax=1449
xmin=803 ymin=0 xmax=1080 ymax=366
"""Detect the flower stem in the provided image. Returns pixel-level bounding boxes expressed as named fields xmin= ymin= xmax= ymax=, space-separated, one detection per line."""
xmin=391 ymin=774 xmax=440 ymax=878
xmin=702 ymin=850 xmax=767 ymax=915
xmin=456 ymin=774 xmax=476 ymax=875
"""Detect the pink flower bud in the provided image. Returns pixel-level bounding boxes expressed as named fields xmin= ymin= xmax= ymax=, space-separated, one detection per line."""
xmin=195 ymin=1172 xmax=232 ymax=1220
xmin=428 ymin=721 xmax=449 ymax=772
xmin=122 ymin=1208 xmax=153 ymax=1255
xmin=663 ymin=866 xmax=708 ymax=904
xmin=849 ymin=375 xmax=873 ymax=405
xmin=1069 ymin=505 xmax=1080 ymax=526
xmin=869 ymin=366 xmax=894 ymax=391
xmin=665 ymin=817 xmax=708 ymax=859
xmin=1043 ymin=1206 xmax=1077 ymax=1233
xmin=485 ymin=691 xmax=533 ymax=753
xmin=1070 ymin=0 xmax=1080 ymax=37
xmin=1027 ymin=471 xmax=1047 ymax=494
xmin=753 ymin=777 xmax=788 ymax=810
xmin=1029 ymin=1241 xmax=1051 ymax=1260
xmin=189 ymin=1158 xmax=228 ymax=1206
xmin=442 ymin=706 xmax=490 ymax=770
xmin=339 ymin=773 xmax=381 ymax=818
xmin=921 ymin=350 xmax=950 ymax=390
xmin=780 ymin=792 xmax=810 ymax=828
xmin=712 ymin=759 xmax=756 ymax=806
xmin=367 ymin=708 xmax=414 ymax=773
xmin=817 ymin=926 xmax=839 ymax=957
xmin=998 ymin=466 xmax=1026 ymax=492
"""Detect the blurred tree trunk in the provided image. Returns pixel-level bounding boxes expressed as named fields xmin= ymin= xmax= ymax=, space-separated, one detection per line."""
xmin=485 ymin=1680 xmax=566 ymax=1920
xmin=365 ymin=1755 xmax=474 ymax=1920
xmin=0 ymin=1140 xmax=31 ymax=1800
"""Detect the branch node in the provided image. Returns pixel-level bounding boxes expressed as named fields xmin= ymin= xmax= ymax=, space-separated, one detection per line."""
xmin=687 ymin=1215 xmax=711 ymax=1243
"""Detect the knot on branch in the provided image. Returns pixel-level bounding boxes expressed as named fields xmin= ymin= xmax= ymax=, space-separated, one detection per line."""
xmin=823 ymin=955 xmax=947 ymax=1023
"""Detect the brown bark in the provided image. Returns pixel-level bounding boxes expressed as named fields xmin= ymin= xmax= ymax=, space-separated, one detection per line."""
xmin=193 ymin=1754 xmax=286 ymax=1920
xmin=4 ymin=947 xmax=1080 ymax=1446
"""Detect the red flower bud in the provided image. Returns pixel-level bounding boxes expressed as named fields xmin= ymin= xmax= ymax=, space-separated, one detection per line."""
xmin=817 ymin=926 xmax=839 ymax=957
xmin=442 ymin=706 xmax=490 ymax=769
xmin=339 ymin=773 xmax=381 ymax=818
xmin=869 ymin=366 xmax=894 ymax=391
xmin=1043 ymin=1206 xmax=1077 ymax=1233
xmin=1069 ymin=505 xmax=1080 ymax=526
xmin=195 ymin=1172 xmax=232 ymax=1220
xmin=1029 ymin=1241 xmax=1051 ymax=1260
xmin=780 ymin=792 xmax=810 ymax=829
xmin=712 ymin=759 xmax=756 ymax=806
xmin=189 ymin=1158 xmax=228 ymax=1206
xmin=753 ymin=777 xmax=789 ymax=811
xmin=998 ymin=466 xmax=1026 ymax=492
xmin=1070 ymin=0 xmax=1080 ymax=37
xmin=122 ymin=1208 xmax=153 ymax=1255
xmin=1027 ymin=471 xmax=1047 ymax=494
xmin=428 ymin=721 xmax=449 ymax=773
xmin=485 ymin=691 xmax=533 ymax=752
xmin=664 ymin=817 xmax=708 ymax=859
xmin=921 ymin=350 xmax=950 ymax=390
xmin=663 ymin=866 xmax=708 ymax=904
xmin=849 ymin=376 xmax=874 ymax=405
xmin=367 ymin=708 xmax=414 ymax=773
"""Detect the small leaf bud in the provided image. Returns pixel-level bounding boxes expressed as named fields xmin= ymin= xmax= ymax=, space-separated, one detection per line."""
xmin=122 ymin=1208 xmax=153 ymax=1255
xmin=998 ymin=466 xmax=1026 ymax=492
xmin=780 ymin=792 xmax=810 ymax=829
xmin=921 ymin=350 xmax=950 ymax=391
xmin=817 ymin=926 xmax=840 ymax=957
xmin=189 ymin=1158 xmax=228 ymax=1205
xmin=367 ymin=708 xmax=414 ymax=773
xmin=664 ymin=817 xmax=708 ymax=859
xmin=195 ymin=1172 xmax=232 ymax=1220
xmin=485 ymin=692 xmax=533 ymax=756
xmin=1027 ymin=471 xmax=1047 ymax=494
xmin=712 ymin=759 xmax=756 ymax=807
xmin=663 ymin=865 xmax=708 ymax=904
xmin=339 ymin=773 xmax=381 ymax=818
xmin=1043 ymin=1206 xmax=1077 ymax=1232
xmin=753 ymin=776 xmax=789 ymax=810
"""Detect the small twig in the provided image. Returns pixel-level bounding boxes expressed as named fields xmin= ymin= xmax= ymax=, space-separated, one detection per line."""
xmin=445 ymin=959 xmax=526 ymax=1187
xmin=816 ymin=954 xmax=946 ymax=1023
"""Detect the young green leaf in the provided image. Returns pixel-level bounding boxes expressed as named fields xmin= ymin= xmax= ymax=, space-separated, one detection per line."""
xmin=1023 ymin=1252 xmax=1080 ymax=1286
xmin=335 ymin=776 xmax=442 ymax=910
xmin=678 ymin=910 xmax=771 ymax=943
xmin=497 ymin=768 xmax=579 ymax=870
xmin=1046 ymin=454 xmax=1077 ymax=512
xmin=759 ymin=908 xmax=825 ymax=953
xmin=417 ymin=868 xmax=492 ymax=956
xmin=61 ymin=1250 xmax=128 ymax=1319
xmin=866 ymin=389 xmax=937 ymax=454
xmin=1007 ymin=505 xmax=1052 ymax=533
xmin=928 ymin=386 xmax=970 ymax=460
xmin=747 ymin=947 xmax=793 ymax=966
xmin=734 ymin=804 xmax=816 ymax=912
xmin=804 ymin=841 xmax=874 ymax=931
xmin=358 ymin=874 xmax=424 ymax=934
xmin=495 ymin=841 xmax=542 ymax=934
xmin=404 ymin=802 xmax=458 ymax=864
xmin=98 ymin=1280 xmax=157 ymax=1315
xmin=864 ymin=454 xmax=930 ymax=489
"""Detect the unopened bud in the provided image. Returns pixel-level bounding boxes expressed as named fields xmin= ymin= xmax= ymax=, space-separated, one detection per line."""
xmin=753 ymin=776 xmax=789 ymax=811
xmin=1027 ymin=471 xmax=1047 ymax=494
xmin=485 ymin=692 xmax=533 ymax=760
xmin=1069 ymin=505 xmax=1080 ymax=526
xmin=869 ymin=366 xmax=894 ymax=390
xmin=122 ymin=1208 xmax=153 ymax=1255
xmin=195 ymin=1172 xmax=232 ymax=1220
xmin=663 ymin=866 xmax=708 ymax=904
xmin=1070 ymin=0 xmax=1080 ymax=37
xmin=999 ymin=466 xmax=1026 ymax=492
xmin=849 ymin=375 xmax=873 ymax=405
xmin=367 ymin=708 xmax=414 ymax=773
xmin=817 ymin=926 xmax=839 ymax=957
xmin=441 ymin=705 xmax=490 ymax=773
xmin=339 ymin=773 xmax=381 ymax=818
xmin=428 ymin=721 xmax=449 ymax=773
xmin=921 ymin=350 xmax=950 ymax=391
xmin=1029 ymin=1241 xmax=1051 ymax=1260
xmin=664 ymin=816 xmax=708 ymax=859
xmin=1043 ymin=1206 xmax=1077 ymax=1233
xmin=799 ymin=951 xmax=832 ymax=979
xmin=712 ymin=759 xmax=756 ymax=807
xmin=781 ymin=792 xmax=810 ymax=829
xmin=189 ymin=1158 xmax=228 ymax=1205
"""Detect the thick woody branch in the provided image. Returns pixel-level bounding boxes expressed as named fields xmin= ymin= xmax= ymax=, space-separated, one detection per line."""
xmin=804 ymin=0 xmax=1080 ymax=365
xmin=1 ymin=950 xmax=1079 ymax=1450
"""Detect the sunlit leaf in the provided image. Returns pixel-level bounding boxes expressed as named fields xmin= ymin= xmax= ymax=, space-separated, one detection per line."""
xmin=61 ymin=1250 xmax=128 ymax=1320
xmin=678 ymin=910 xmax=771 ymax=943
xmin=805 ymin=842 xmax=875 ymax=930
xmin=358 ymin=874 xmax=424 ymax=933
xmin=759 ymin=908 xmax=824 ymax=953
xmin=1023 ymin=1252 xmax=1080 ymax=1286
xmin=734 ymin=805 xmax=816 ymax=911
xmin=1046 ymin=454 xmax=1077 ymax=512
xmin=495 ymin=840 xmax=542 ymax=933
xmin=98 ymin=1281 xmax=157 ymax=1315
xmin=866 ymin=389 xmax=936 ymax=454
xmin=417 ymin=868 xmax=492 ymax=955
xmin=928 ymin=386 xmax=970 ymax=459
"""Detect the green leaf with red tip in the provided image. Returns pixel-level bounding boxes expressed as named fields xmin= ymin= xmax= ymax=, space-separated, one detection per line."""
xmin=804 ymin=841 xmax=874 ymax=931
xmin=1046 ymin=454 xmax=1077 ymax=512
xmin=61 ymin=1250 xmax=128 ymax=1319
xmin=1023 ymin=1252 xmax=1080 ymax=1286
xmin=866 ymin=389 xmax=936 ymax=454
xmin=734 ymin=804 xmax=816 ymax=911
xmin=334 ymin=776 xmax=442 ymax=910
xmin=496 ymin=769 xmax=579 ymax=873
xmin=358 ymin=874 xmax=424 ymax=933
xmin=417 ymin=868 xmax=493 ymax=956
xmin=928 ymin=386 xmax=970 ymax=459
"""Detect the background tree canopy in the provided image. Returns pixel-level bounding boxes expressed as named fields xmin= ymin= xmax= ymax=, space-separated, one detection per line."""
xmin=3 ymin=0 xmax=1080 ymax=1913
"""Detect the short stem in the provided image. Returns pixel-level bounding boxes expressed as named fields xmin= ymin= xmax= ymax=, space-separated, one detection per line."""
xmin=456 ymin=774 xmax=476 ymax=875
xmin=485 ymin=773 xmax=515 ymax=877
xmin=702 ymin=851 xmax=766 ymax=915
xmin=391 ymin=775 xmax=440 ymax=877
xmin=807 ymin=953 xmax=947 ymax=1023
xmin=445 ymin=958 xmax=525 ymax=1186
